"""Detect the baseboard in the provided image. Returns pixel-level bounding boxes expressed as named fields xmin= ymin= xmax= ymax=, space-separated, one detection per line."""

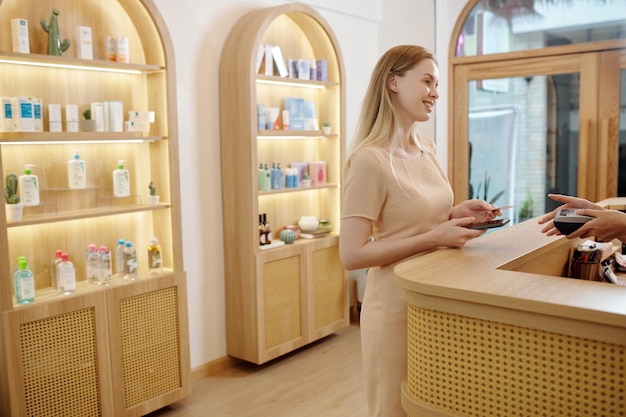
xmin=190 ymin=355 xmax=239 ymax=382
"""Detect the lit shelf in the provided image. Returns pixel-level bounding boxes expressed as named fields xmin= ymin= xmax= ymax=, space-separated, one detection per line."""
xmin=258 ymin=183 xmax=339 ymax=195
xmin=256 ymin=233 xmax=339 ymax=253
xmin=0 ymin=51 xmax=163 ymax=74
xmin=256 ymin=75 xmax=338 ymax=88
xmin=257 ymin=130 xmax=335 ymax=139
xmin=0 ymin=132 xmax=164 ymax=144
xmin=11 ymin=269 xmax=177 ymax=308
xmin=6 ymin=203 xmax=169 ymax=227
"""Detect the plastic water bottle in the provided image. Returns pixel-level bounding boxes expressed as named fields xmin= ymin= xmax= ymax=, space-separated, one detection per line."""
xmin=14 ymin=256 xmax=34 ymax=304
xmin=86 ymin=243 xmax=99 ymax=284
xmin=98 ymin=246 xmax=112 ymax=286
xmin=50 ymin=249 xmax=63 ymax=289
xmin=58 ymin=253 xmax=76 ymax=295
xmin=147 ymin=237 xmax=162 ymax=274
xmin=123 ymin=241 xmax=137 ymax=280
xmin=115 ymin=238 xmax=125 ymax=278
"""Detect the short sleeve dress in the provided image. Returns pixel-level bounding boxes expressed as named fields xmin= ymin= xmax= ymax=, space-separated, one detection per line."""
xmin=342 ymin=144 xmax=453 ymax=417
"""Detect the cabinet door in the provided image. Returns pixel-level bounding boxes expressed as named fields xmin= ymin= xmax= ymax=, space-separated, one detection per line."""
xmin=106 ymin=272 xmax=190 ymax=417
xmin=1 ymin=292 xmax=114 ymax=417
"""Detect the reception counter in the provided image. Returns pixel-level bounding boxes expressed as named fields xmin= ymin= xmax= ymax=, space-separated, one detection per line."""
xmin=395 ymin=200 xmax=626 ymax=417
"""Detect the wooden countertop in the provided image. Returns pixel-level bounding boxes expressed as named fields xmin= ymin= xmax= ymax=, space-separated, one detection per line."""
xmin=395 ymin=199 xmax=626 ymax=342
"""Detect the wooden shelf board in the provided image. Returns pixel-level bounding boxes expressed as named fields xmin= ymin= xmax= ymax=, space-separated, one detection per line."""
xmin=0 ymin=51 xmax=164 ymax=74
xmin=0 ymin=132 xmax=164 ymax=142
xmin=7 ymin=203 xmax=170 ymax=227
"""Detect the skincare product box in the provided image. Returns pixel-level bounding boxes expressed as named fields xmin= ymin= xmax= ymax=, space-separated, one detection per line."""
xmin=106 ymin=36 xmax=116 ymax=61
xmin=290 ymin=162 xmax=308 ymax=186
xmin=116 ymin=36 xmax=129 ymax=63
xmin=265 ymin=107 xmax=280 ymax=130
xmin=316 ymin=59 xmax=328 ymax=82
xmin=271 ymin=46 xmax=288 ymax=78
xmin=11 ymin=18 xmax=29 ymax=53
xmin=308 ymin=161 xmax=326 ymax=185
xmin=127 ymin=111 xmax=151 ymax=132
xmin=11 ymin=96 xmax=34 ymax=132
xmin=77 ymin=26 xmax=93 ymax=60
xmin=107 ymin=101 xmax=124 ymax=132
xmin=255 ymin=44 xmax=265 ymax=74
xmin=303 ymin=100 xmax=318 ymax=131
xmin=65 ymin=104 xmax=78 ymax=132
xmin=257 ymin=104 xmax=266 ymax=131
xmin=49 ymin=104 xmax=62 ymax=132
xmin=91 ymin=102 xmax=105 ymax=132
xmin=283 ymin=97 xmax=305 ymax=130
xmin=288 ymin=59 xmax=298 ymax=78
xmin=32 ymin=98 xmax=43 ymax=132
xmin=297 ymin=59 xmax=310 ymax=80
xmin=264 ymin=45 xmax=273 ymax=76
xmin=1 ymin=97 xmax=13 ymax=132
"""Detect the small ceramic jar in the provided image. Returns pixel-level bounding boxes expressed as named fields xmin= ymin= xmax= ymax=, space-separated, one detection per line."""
xmin=298 ymin=216 xmax=319 ymax=231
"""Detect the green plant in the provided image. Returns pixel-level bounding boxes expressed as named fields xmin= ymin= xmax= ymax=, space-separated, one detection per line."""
xmin=148 ymin=181 xmax=157 ymax=196
xmin=82 ymin=108 xmax=91 ymax=120
xmin=518 ymin=189 xmax=534 ymax=220
xmin=4 ymin=173 xmax=20 ymax=204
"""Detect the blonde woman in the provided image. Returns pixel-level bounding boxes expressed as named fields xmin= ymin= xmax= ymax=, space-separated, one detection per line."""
xmin=340 ymin=45 xmax=499 ymax=416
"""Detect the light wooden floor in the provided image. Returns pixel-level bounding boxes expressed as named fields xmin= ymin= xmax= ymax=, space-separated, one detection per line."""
xmin=147 ymin=324 xmax=368 ymax=417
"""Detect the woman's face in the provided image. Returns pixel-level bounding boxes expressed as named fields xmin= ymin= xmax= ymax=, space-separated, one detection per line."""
xmin=389 ymin=58 xmax=439 ymax=125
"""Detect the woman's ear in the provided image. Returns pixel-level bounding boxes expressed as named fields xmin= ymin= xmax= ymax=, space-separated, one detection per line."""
xmin=387 ymin=74 xmax=398 ymax=94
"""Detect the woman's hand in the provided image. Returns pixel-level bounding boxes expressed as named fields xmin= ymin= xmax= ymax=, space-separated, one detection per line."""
xmin=538 ymin=194 xmax=604 ymax=235
xmin=450 ymin=199 xmax=499 ymax=223
xmin=430 ymin=217 xmax=486 ymax=248
xmin=563 ymin=209 xmax=626 ymax=242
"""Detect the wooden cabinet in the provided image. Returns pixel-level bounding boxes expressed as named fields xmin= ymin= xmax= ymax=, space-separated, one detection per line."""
xmin=220 ymin=3 xmax=349 ymax=365
xmin=0 ymin=0 xmax=190 ymax=415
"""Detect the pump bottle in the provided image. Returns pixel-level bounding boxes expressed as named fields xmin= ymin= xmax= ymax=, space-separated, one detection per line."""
xmin=113 ymin=159 xmax=130 ymax=197
xmin=19 ymin=164 xmax=40 ymax=206
xmin=68 ymin=149 xmax=86 ymax=189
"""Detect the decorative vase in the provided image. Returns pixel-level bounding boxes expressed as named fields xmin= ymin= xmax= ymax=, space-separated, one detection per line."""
xmin=5 ymin=202 xmax=24 ymax=223
xmin=41 ymin=8 xmax=71 ymax=56
xmin=279 ymin=229 xmax=297 ymax=244
xmin=148 ymin=195 xmax=160 ymax=206
xmin=298 ymin=216 xmax=319 ymax=232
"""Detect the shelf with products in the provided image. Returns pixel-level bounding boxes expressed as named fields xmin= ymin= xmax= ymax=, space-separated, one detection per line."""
xmin=220 ymin=2 xmax=347 ymax=365
xmin=0 ymin=0 xmax=189 ymax=415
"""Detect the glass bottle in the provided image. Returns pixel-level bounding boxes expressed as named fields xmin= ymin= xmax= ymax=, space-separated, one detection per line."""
xmin=98 ymin=245 xmax=112 ymax=286
xmin=147 ymin=237 xmax=162 ymax=274
xmin=86 ymin=243 xmax=99 ymax=284
xmin=123 ymin=241 xmax=137 ymax=280
xmin=57 ymin=252 xmax=76 ymax=295
xmin=50 ymin=249 xmax=63 ymax=289
xmin=115 ymin=238 xmax=125 ymax=278
xmin=14 ymin=256 xmax=34 ymax=304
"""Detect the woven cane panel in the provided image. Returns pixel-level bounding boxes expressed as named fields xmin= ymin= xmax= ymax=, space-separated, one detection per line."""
xmin=119 ymin=287 xmax=181 ymax=408
xmin=406 ymin=305 xmax=626 ymax=417
xmin=312 ymin=246 xmax=344 ymax=329
xmin=263 ymin=255 xmax=302 ymax=349
xmin=19 ymin=308 xmax=101 ymax=417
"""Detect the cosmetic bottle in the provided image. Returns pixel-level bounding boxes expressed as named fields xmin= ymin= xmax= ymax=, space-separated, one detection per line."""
xmin=123 ymin=241 xmax=137 ymax=280
xmin=86 ymin=243 xmax=99 ymax=284
xmin=58 ymin=252 xmax=76 ymax=295
xmin=147 ymin=237 xmax=162 ymax=274
xmin=98 ymin=246 xmax=112 ymax=286
xmin=113 ymin=159 xmax=130 ymax=197
xmin=19 ymin=164 xmax=40 ymax=206
xmin=68 ymin=149 xmax=87 ymax=189
xmin=14 ymin=256 xmax=34 ymax=304
xmin=115 ymin=238 xmax=125 ymax=278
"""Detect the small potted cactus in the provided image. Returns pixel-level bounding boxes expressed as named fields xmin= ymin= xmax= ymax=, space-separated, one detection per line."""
xmin=4 ymin=173 xmax=24 ymax=222
xmin=322 ymin=121 xmax=331 ymax=135
xmin=301 ymin=171 xmax=312 ymax=188
xmin=81 ymin=108 xmax=95 ymax=132
xmin=148 ymin=181 xmax=159 ymax=206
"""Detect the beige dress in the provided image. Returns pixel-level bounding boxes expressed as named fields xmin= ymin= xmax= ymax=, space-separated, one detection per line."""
xmin=342 ymin=145 xmax=453 ymax=417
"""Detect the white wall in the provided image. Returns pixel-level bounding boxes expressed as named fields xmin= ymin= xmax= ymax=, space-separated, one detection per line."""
xmin=151 ymin=0 xmax=468 ymax=370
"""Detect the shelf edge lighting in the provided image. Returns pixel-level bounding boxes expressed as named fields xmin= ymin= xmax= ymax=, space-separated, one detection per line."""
xmin=0 ymin=59 xmax=143 ymax=74
xmin=255 ymin=79 xmax=324 ymax=89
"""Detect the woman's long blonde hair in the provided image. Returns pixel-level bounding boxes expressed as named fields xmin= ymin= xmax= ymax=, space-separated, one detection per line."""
xmin=347 ymin=45 xmax=437 ymax=166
